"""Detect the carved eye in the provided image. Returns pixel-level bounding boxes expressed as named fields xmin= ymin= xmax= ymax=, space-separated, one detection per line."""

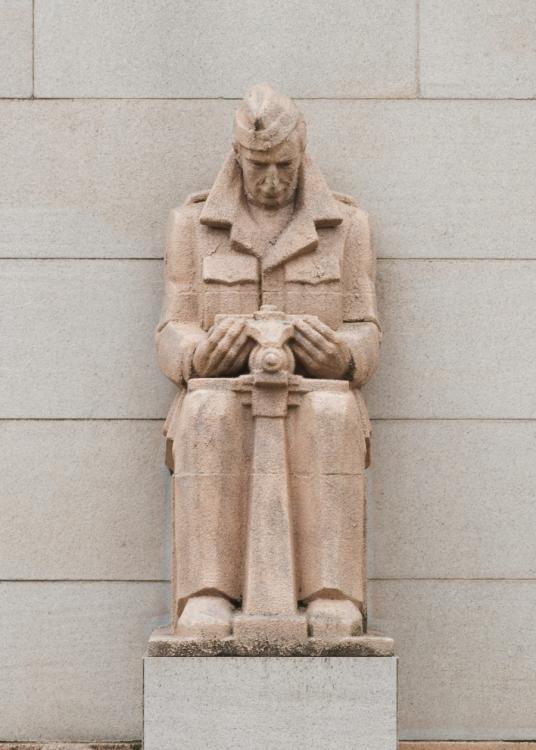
xmin=278 ymin=161 xmax=292 ymax=168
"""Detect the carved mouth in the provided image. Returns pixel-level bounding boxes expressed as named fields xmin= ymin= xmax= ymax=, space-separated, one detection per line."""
xmin=261 ymin=191 xmax=283 ymax=201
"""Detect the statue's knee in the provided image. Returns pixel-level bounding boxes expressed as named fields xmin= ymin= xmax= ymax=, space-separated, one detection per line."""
xmin=304 ymin=390 xmax=351 ymax=426
xmin=174 ymin=388 xmax=244 ymax=470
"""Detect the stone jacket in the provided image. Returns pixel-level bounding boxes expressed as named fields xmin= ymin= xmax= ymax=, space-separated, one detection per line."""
xmin=156 ymin=152 xmax=381 ymax=468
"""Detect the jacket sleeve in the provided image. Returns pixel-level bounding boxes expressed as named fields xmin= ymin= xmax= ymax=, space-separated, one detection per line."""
xmin=155 ymin=205 xmax=206 ymax=386
xmin=338 ymin=207 xmax=382 ymax=389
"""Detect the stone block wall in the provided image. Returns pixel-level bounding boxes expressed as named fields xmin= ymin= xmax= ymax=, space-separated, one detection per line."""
xmin=0 ymin=0 xmax=535 ymax=743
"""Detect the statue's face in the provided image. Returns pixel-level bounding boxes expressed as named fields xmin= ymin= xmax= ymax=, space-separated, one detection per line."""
xmin=237 ymin=135 xmax=303 ymax=209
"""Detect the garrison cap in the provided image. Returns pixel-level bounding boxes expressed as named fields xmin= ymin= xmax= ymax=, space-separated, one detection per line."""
xmin=234 ymin=83 xmax=303 ymax=151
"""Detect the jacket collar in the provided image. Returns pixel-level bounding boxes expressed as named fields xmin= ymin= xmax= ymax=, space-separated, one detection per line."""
xmin=200 ymin=151 xmax=343 ymax=271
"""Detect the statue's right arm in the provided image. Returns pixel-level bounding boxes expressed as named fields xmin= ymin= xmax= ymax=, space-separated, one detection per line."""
xmin=155 ymin=206 xmax=206 ymax=386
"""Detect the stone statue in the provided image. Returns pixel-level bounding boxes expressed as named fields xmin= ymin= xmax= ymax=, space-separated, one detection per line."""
xmin=153 ymin=84 xmax=385 ymax=655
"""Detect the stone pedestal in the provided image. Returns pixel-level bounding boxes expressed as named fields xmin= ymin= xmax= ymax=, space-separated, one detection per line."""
xmin=144 ymin=656 xmax=398 ymax=750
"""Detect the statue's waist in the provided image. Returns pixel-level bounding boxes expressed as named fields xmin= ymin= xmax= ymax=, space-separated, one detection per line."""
xmin=187 ymin=377 xmax=350 ymax=393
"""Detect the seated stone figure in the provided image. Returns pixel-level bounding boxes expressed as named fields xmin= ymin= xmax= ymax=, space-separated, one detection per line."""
xmin=156 ymin=84 xmax=381 ymax=644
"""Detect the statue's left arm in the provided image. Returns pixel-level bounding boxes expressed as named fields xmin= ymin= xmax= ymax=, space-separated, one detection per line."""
xmin=156 ymin=206 xmax=206 ymax=386
xmin=337 ymin=206 xmax=381 ymax=388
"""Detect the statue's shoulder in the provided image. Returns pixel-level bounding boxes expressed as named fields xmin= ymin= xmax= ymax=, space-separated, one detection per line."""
xmin=332 ymin=191 xmax=358 ymax=208
xmin=169 ymin=191 xmax=209 ymax=224
xmin=185 ymin=190 xmax=210 ymax=205
xmin=332 ymin=192 xmax=369 ymax=227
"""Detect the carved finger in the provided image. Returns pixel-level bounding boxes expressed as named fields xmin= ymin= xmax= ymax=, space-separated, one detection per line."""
xmin=234 ymin=342 xmax=254 ymax=370
xmin=218 ymin=329 xmax=251 ymax=372
xmin=192 ymin=337 xmax=213 ymax=376
xmin=293 ymin=329 xmax=326 ymax=361
xmin=207 ymin=317 xmax=234 ymax=346
xmin=292 ymin=341 xmax=318 ymax=373
xmin=304 ymin=315 xmax=338 ymax=343
xmin=208 ymin=320 xmax=245 ymax=369
xmin=294 ymin=320 xmax=331 ymax=353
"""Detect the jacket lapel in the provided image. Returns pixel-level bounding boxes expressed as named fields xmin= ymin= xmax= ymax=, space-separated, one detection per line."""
xmin=199 ymin=151 xmax=242 ymax=229
xmin=199 ymin=151 xmax=343 ymax=270
xmin=262 ymin=204 xmax=318 ymax=270
xmin=263 ymin=155 xmax=343 ymax=270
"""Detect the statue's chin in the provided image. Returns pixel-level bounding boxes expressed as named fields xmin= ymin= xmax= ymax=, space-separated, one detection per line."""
xmin=249 ymin=193 xmax=294 ymax=210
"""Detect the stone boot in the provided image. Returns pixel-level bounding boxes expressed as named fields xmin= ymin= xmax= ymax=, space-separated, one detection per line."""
xmin=306 ymin=598 xmax=363 ymax=639
xmin=175 ymin=595 xmax=234 ymax=639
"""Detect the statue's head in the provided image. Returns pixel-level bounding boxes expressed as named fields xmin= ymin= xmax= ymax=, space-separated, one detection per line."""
xmin=233 ymin=84 xmax=306 ymax=209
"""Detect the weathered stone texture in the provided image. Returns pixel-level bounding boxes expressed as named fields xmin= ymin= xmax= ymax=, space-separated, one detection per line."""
xmin=402 ymin=744 xmax=536 ymax=749
xmin=368 ymin=420 xmax=536 ymax=578
xmin=0 ymin=421 xmax=168 ymax=580
xmin=2 ymin=100 xmax=536 ymax=260
xmin=0 ymin=1 xmax=534 ymax=743
xmin=34 ymin=0 xmax=416 ymax=98
xmin=0 ymin=742 xmax=534 ymax=749
xmin=0 ymin=100 xmax=233 ymax=259
xmin=0 ymin=260 xmax=174 ymax=417
xmin=367 ymin=260 xmax=536 ymax=419
xmin=144 ymin=656 xmax=398 ymax=750
xmin=3 ymin=418 xmax=534 ymax=585
xmin=0 ymin=745 xmax=141 ymax=750
xmin=303 ymin=100 xmax=536 ymax=260
xmin=0 ymin=582 xmax=168 ymax=742
xmin=421 ymin=0 xmax=536 ymax=98
xmin=2 ymin=259 xmax=534 ymax=420
xmin=0 ymin=0 xmax=32 ymax=97
xmin=369 ymin=581 xmax=536 ymax=739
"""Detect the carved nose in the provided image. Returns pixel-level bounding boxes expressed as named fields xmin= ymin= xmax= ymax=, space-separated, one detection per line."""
xmin=266 ymin=165 xmax=278 ymax=187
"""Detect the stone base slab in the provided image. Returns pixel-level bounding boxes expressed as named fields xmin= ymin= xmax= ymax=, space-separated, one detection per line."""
xmin=144 ymin=655 xmax=398 ymax=750
xmin=0 ymin=746 xmax=141 ymax=749
xmin=1 ymin=742 xmax=534 ymax=749
xmin=148 ymin=626 xmax=394 ymax=657
xmin=401 ymin=746 xmax=536 ymax=749
xmin=232 ymin=612 xmax=308 ymax=642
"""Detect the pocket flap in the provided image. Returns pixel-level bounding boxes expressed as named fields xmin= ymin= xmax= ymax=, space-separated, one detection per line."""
xmin=285 ymin=255 xmax=340 ymax=285
xmin=203 ymin=255 xmax=258 ymax=284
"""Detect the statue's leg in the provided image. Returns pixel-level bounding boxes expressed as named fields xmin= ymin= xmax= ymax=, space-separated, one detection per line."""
xmin=288 ymin=386 xmax=367 ymax=637
xmin=171 ymin=384 xmax=252 ymax=636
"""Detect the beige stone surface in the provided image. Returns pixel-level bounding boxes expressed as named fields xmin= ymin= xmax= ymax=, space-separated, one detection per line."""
xmin=2 ymin=100 xmax=536 ymax=261
xmin=148 ymin=627 xmax=393 ymax=657
xmin=368 ymin=420 xmax=536 ymax=578
xmin=156 ymin=87 xmax=380 ymax=649
xmin=303 ymin=99 xmax=536 ymax=260
xmin=369 ymin=580 xmax=536 ymax=739
xmin=2 ymin=420 xmax=534 ymax=589
xmin=0 ymin=744 xmax=534 ymax=749
xmin=401 ymin=745 xmax=536 ymax=749
xmin=144 ymin=656 xmax=398 ymax=750
xmin=0 ymin=420 xmax=168 ymax=580
xmin=0 ymin=582 xmax=168 ymax=741
xmin=0 ymin=746 xmax=140 ymax=749
xmin=0 ymin=259 xmax=174 ymax=417
xmin=367 ymin=259 xmax=536 ymax=419
xmin=0 ymin=745 xmax=140 ymax=749
xmin=0 ymin=100 xmax=233 ymax=259
xmin=2 ymin=259 xmax=534 ymax=420
xmin=34 ymin=0 xmax=416 ymax=98
xmin=0 ymin=1 xmax=532 ymax=744
xmin=0 ymin=0 xmax=32 ymax=97
xmin=421 ymin=0 xmax=536 ymax=98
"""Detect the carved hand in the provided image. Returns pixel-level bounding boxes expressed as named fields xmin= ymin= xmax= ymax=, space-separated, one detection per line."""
xmin=291 ymin=316 xmax=353 ymax=380
xmin=192 ymin=317 xmax=253 ymax=377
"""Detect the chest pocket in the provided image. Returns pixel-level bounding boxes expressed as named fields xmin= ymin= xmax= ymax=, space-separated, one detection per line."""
xmin=201 ymin=254 xmax=259 ymax=329
xmin=285 ymin=254 xmax=340 ymax=285
xmin=202 ymin=255 xmax=258 ymax=284
xmin=284 ymin=254 xmax=343 ymax=329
